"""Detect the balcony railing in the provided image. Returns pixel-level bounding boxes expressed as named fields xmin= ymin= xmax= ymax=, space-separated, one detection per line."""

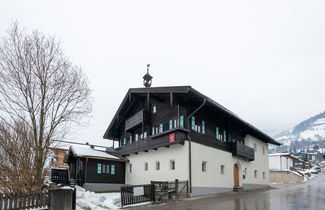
xmin=230 ymin=142 xmax=255 ymax=161
xmin=115 ymin=128 xmax=189 ymax=155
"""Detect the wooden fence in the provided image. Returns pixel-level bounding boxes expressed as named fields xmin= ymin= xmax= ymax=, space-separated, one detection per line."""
xmin=0 ymin=191 xmax=48 ymax=210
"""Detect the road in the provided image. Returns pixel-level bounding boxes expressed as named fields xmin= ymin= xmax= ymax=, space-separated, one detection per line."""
xmin=132 ymin=173 xmax=325 ymax=210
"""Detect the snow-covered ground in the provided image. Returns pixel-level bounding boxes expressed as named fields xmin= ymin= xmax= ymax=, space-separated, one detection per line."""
xmin=76 ymin=186 xmax=150 ymax=210
xmin=76 ymin=186 xmax=121 ymax=210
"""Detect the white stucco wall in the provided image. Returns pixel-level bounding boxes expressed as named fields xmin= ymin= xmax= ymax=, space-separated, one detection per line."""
xmin=125 ymin=142 xmax=189 ymax=185
xmin=191 ymin=135 xmax=270 ymax=189
xmin=269 ymin=155 xmax=293 ymax=171
xmin=125 ymin=134 xmax=270 ymax=192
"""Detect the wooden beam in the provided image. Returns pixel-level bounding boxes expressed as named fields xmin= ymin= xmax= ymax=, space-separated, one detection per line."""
xmin=170 ymin=92 xmax=173 ymax=107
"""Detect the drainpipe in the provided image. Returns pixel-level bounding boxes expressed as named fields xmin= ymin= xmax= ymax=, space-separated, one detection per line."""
xmin=186 ymin=98 xmax=207 ymax=196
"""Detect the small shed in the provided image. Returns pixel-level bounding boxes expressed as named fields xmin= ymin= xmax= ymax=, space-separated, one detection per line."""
xmin=65 ymin=145 xmax=127 ymax=192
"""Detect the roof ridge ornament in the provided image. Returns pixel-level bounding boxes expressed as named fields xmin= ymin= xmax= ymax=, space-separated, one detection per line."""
xmin=143 ymin=64 xmax=153 ymax=88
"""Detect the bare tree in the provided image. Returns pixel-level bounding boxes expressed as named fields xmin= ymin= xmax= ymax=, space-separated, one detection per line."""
xmin=0 ymin=23 xmax=92 ymax=192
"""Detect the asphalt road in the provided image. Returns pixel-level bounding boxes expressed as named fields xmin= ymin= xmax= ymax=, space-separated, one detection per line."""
xmin=132 ymin=172 xmax=325 ymax=210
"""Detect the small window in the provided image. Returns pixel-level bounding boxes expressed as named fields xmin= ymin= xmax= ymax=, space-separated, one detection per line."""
xmin=202 ymin=161 xmax=207 ymax=172
xmin=97 ymin=163 xmax=102 ymax=174
xmin=254 ymin=144 xmax=257 ymax=152
xmin=159 ymin=124 xmax=164 ymax=133
xmin=223 ymin=130 xmax=227 ymax=142
xmin=135 ymin=134 xmax=138 ymax=141
xmin=152 ymin=127 xmax=155 ymax=135
xmin=244 ymin=168 xmax=247 ymax=174
xmin=180 ymin=115 xmax=184 ymax=128
xmin=254 ymin=170 xmax=258 ymax=178
xmin=263 ymin=172 xmax=265 ymax=179
xmin=221 ymin=165 xmax=225 ymax=175
xmin=156 ymin=161 xmax=160 ymax=171
xmin=111 ymin=164 xmax=116 ymax=175
xmin=152 ymin=104 xmax=157 ymax=114
xmin=130 ymin=135 xmax=133 ymax=143
xmin=144 ymin=162 xmax=148 ymax=171
xmin=155 ymin=127 xmax=159 ymax=134
xmin=191 ymin=116 xmax=195 ymax=130
xmin=169 ymin=120 xmax=173 ymax=129
xmin=140 ymin=133 xmax=143 ymax=139
xmin=129 ymin=164 xmax=132 ymax=173
xmin=174 ymin=119 xmax=178 ymax=128
xmin=144 ymin=132 xmax=147 ymax=139
xmin=170 ymin=160 xmax=175 ymax=170
xmin=202 ymin=121 xmax=205 ymax=134
xmin=123 ymin=138 xmax=126 ymax=145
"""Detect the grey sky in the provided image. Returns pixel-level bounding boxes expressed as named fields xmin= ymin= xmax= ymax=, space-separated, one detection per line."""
xmin=1 ymin=0 xmax=325 ymax=146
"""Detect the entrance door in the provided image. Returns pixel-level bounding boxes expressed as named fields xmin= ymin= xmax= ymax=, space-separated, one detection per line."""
xmin=233 ymin=164 xmax=239 ymax=187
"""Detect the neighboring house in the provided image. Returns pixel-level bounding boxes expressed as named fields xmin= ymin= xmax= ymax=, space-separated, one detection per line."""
xmin=269 ymin=153 xmax=298 ymax=171
xmin=103 ymin=73 xmax=280 ymax=197
xmin=65 ymin=145 xmax=127 ymax=191
xmin=49 ymin=144 xmax=70 ymax=168
xmin=268 ymin=153 xmax=303 ymax=184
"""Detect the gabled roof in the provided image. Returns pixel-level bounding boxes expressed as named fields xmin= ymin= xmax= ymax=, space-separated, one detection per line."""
xmin=103 ymin=86 xmax=281 ymax=146
xmin=69 ymin=145 xmax=127 ymax=161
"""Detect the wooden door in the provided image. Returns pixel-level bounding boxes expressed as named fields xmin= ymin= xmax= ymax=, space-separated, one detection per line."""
xmin=234 ymin=164 xmax=239 ymax=187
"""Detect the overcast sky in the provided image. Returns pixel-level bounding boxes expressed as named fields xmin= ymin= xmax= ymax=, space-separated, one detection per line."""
xmin=1 ymin=0 xmax=325 ymax=146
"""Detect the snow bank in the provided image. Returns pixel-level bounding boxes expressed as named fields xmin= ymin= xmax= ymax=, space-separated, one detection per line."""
xmin=76 ymin=186 xmax=121 ymax=210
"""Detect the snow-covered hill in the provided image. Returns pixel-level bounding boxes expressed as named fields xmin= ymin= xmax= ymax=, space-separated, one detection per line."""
xmin=274 ymin=111 xmax=325 ymax=147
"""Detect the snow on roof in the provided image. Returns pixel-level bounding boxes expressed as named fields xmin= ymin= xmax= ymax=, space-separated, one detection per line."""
xmin=71 ymin=145 xmax=121 ymax=160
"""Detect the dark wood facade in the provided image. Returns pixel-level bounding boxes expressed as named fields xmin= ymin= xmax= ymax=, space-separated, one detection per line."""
xmin=66 ymin=149 xmax=126 ymax=186
xmin=104 ymin=86 xmax=280 ymax=160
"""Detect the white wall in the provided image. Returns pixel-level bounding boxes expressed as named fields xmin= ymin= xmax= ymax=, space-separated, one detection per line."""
xmin=125 ymin=142 xmax=189 ymax=185
xmin=125 ymin=135 xmax=270 ymax=189
xmin=269 ymin=155 xmax=294 ymax=171
xmin=191 ymin=135 xmax=270 ymax=188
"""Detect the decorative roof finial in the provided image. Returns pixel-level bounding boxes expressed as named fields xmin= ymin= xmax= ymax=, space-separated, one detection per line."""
xmin=143 ymin=64 xmax=153 ymax=88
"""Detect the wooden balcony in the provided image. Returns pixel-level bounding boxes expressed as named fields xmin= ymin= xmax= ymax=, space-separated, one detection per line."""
xmin=230 ymin=142 xmax=255 ymax=161
xmin=125 ymin=109 xmax=150 ymax=131
xmin=114 ymin=128 xmax=189 ymax=155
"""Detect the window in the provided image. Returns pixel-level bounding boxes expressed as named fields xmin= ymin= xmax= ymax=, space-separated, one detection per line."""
xmin=170 ymin=160 xmax=175 ymax=170
xmin=191 ymin=116 xmax=195 ymax=130
xmin=216 ymin=127 xmax=222 ymax=140
xmin=254 ymin=170 xmax=258 ymax=178
xmin=202 ymin=121 xmax=205 ymax=134
xmin=254 ymin=144 xmax=257 ymax=152
xmin=123 ymin=138 xmax=126 ymax=145
xmin=144 ymin=131 xmax=147 ymax=139
xmin=263 ymin=172 xmax=265 ymax=179
xmin=156 ymin=161 xmax=160 ymax=171
xmin=244 ymin=168 xmax=247 ymax=174
xmin=129 ymin=135 xmax=133 ymax=143
xmin=129 ymin=164 xmax=132 ymax=173
xmin=144 ymin=162 xmax=148 ymax=171
xmin=223 ymin=130 xmax=227 ymax=142
xmin=152 ymin=104 xmax=157 ymax=114
xmin=169 ymin=120 xmax=173 ymax=129
xmin=97 ymin=163 xmax=102 ymax=174
xmin=159 ymin=123 xmax=164 ymax=133
xmin=221 ymin=165 xmax=225 ymax=175
xmin=140 ymin=133 xmax=143 ymax=139
xmin=111 ymin=164 xmax=116 ymax=175
xmin=174 ymin=119 xmax=178 ymax=128
xmin=155 ymin=126 xmax=159 ymax=134
xmin=202 ymin=161 xmax=207 ymax=172
xmin=135 ymin=134 xmax=138 ymax=141
xmin=152 ymin=127 xmax=155 ymax=135
xmin=180 ymin=115 xmax=184 ymax=128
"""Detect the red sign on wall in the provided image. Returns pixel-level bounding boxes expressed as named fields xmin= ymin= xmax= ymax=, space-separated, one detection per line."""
xmin=169 ymin=133 xmax=175 ymax=142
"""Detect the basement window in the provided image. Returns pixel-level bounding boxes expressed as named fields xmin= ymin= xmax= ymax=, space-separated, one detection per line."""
xmin=156 ymin=161 xmax=160 ymax=171
xmin=202 ymin=161 xmax=207 ymax=172
xmin=221 ymin=165 xmax=225 ymax=175
xmin=170 ymin=160 xmax=175 ymax=170
xmin=144 ymin=162 xmax=148 ymax=171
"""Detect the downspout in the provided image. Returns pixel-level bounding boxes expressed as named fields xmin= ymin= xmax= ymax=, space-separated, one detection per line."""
xmin=186 ymin=98 xmax=207 ymax=196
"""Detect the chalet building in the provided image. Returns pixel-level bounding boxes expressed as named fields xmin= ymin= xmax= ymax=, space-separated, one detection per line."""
xmin=65 ymin=145 xmax=127 ymax=191
xmin=269 ymin=153 xmax=298 ymax=171
xmin=103 ymin=69 xmax=280 ymax=196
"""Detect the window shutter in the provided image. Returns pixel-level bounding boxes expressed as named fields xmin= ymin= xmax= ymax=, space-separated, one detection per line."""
xmin=202 ymin=121 xmax=205 ymax=134
xmin=191 ymin=116 xmax=195 ymax=130
xmin=180 ymin=115 xmax=184 ymax=128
